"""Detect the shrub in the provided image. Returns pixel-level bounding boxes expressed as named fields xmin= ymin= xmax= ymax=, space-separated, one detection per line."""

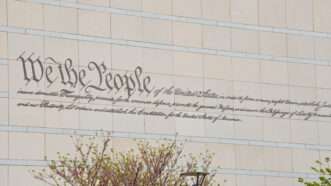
xmin=32 ymin=136 xmax=220 ymax=186
xmin=298 ymin=157 xmax=331 ymax=186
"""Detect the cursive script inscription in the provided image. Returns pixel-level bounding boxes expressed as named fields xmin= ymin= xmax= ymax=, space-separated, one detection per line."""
xmin=17 ymin=90 xmax=331 ymax=122
xmin=18 ymin=52 xmax=152 ymax=98
xmin=17 ymin=100 xmax=241 ymax=123
xmin=17 ymin=52 xmax=331 ymax=124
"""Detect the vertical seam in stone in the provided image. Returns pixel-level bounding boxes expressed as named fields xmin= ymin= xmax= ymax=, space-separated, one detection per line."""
xmin=6 ymin=0 xmax=10 ymax=184
xmin=42 ymin=1 xmax=47 ymax=162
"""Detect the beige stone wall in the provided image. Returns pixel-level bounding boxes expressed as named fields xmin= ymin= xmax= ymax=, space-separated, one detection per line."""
xmin=1 ymin=0 xmax=331 ymax=185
